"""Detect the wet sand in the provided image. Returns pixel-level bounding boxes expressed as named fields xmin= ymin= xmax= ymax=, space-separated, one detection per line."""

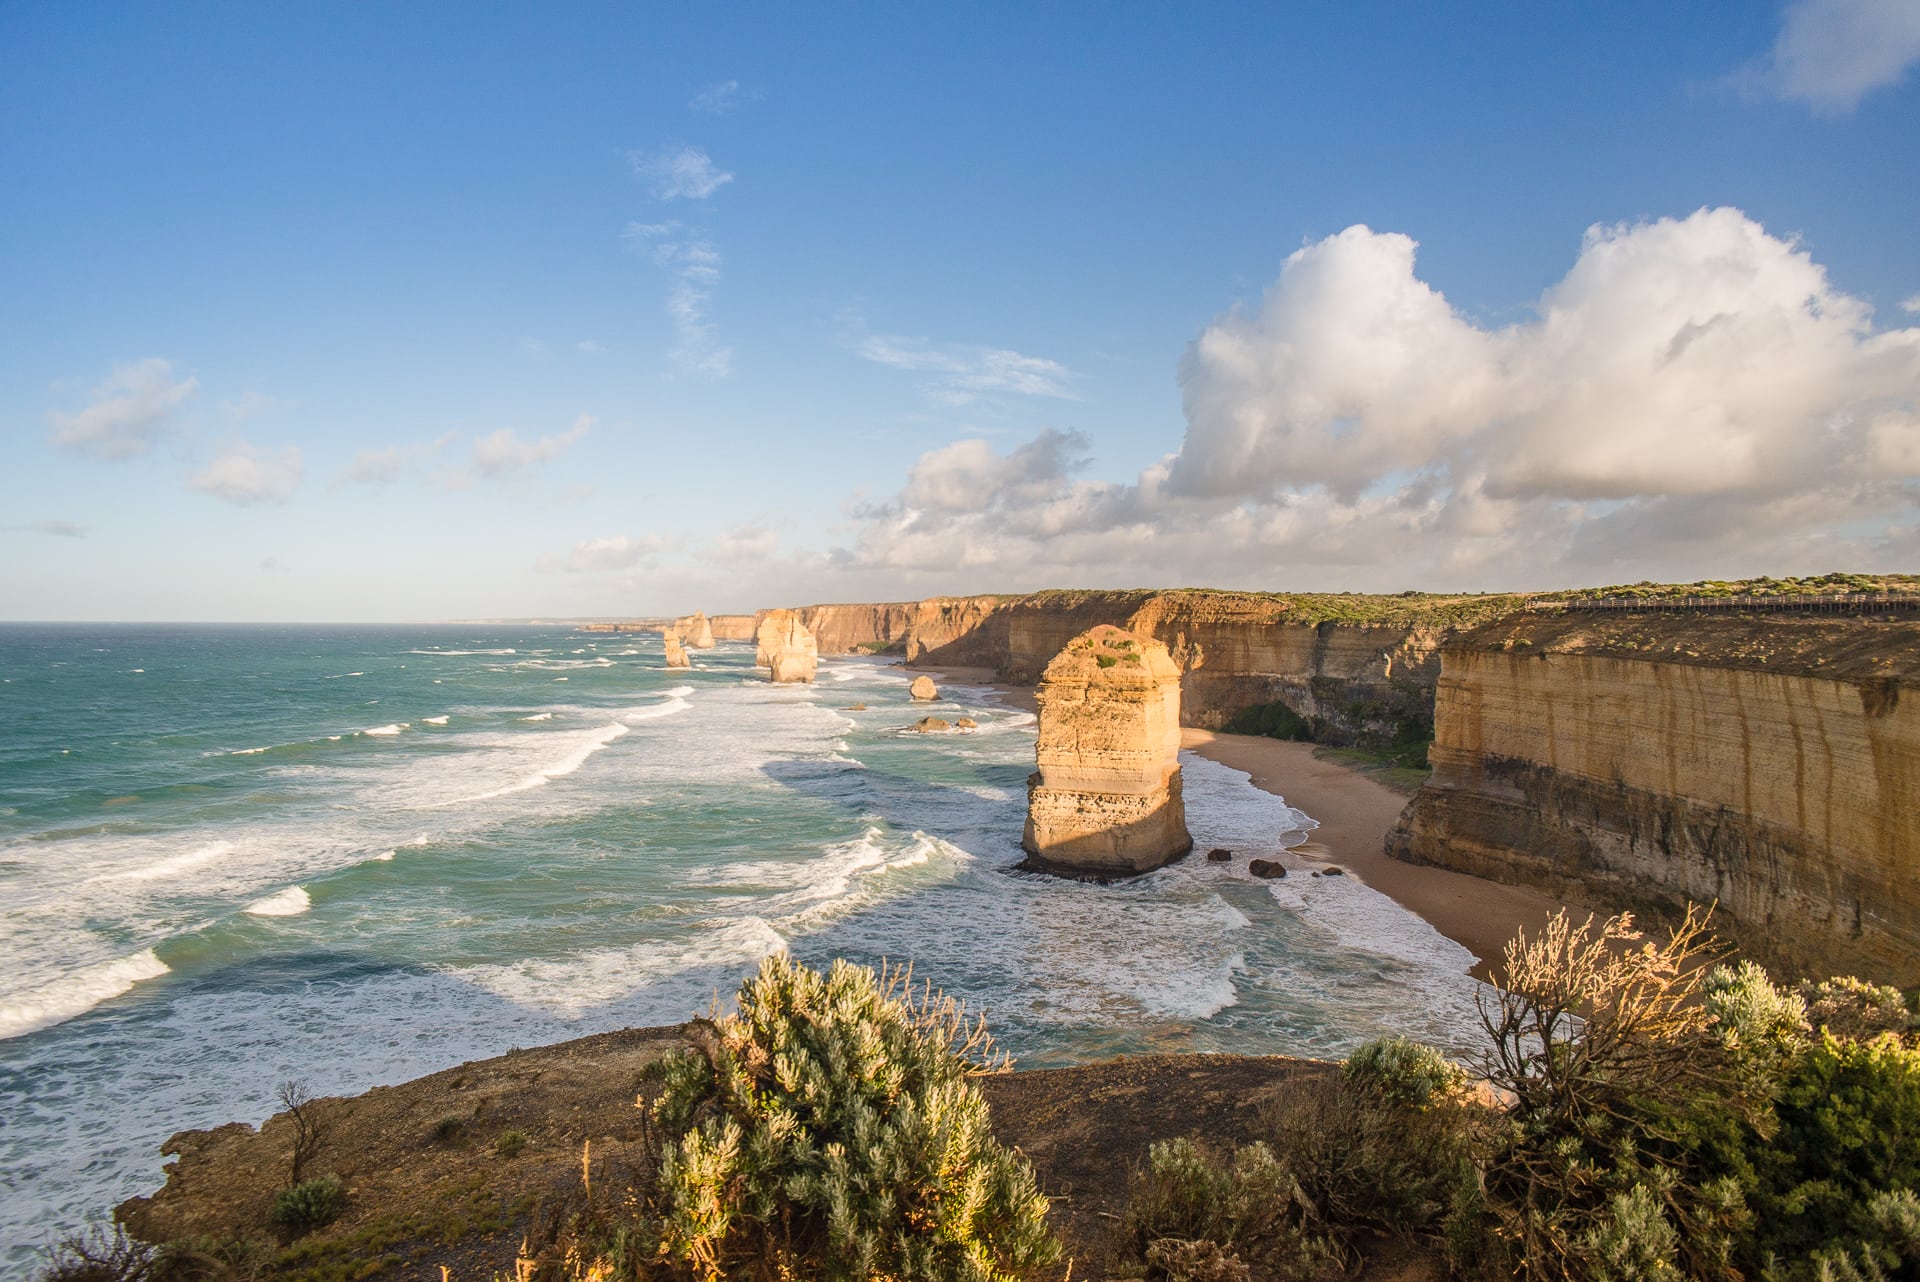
xmin=1177 ymin=729 xmax=1582 ymax=984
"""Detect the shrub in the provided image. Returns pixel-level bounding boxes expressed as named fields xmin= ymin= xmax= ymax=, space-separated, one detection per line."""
xmin=270 ymin=1175 xmax=345 ymax=1231
xmin=561 ymin=955 xmax=1057 ymax=1281
xmin=1796 ymin=976 xmax=1912 ymax=1042
xmin=1120 ymin=1138 xmax=1334 ymax=1282
xmin=37 ymin=1227 xmax=160 ymax=1282
xmin=493 ymin=1129 xmax=528 ymax=1158
xmin=1744 ymin=1031 xmax=1920 ymax=1273
xmin=428 ymin=1114 xmax=465 ymax=1145
xmin=1474 ymin=907 xmax=1756 ymax=1282
xmin=1344 ymin=1035 xmax=1466 ymax=1109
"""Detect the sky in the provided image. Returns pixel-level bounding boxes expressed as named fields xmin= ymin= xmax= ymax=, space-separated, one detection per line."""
xmin=3 ymin=1 xmax=1918 ymax=621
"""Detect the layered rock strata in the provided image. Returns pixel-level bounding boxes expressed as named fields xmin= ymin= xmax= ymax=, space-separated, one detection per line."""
xmin=1023 ymin=626 xmax=1192 ymax=876
xmin=709 ymin=614 xmax=757 ymax=642
xmin=1387 ymin=612 xmax=1920 ymax=985
xmin=662 ymin=632 xmax=690 ymax=669
xmin=756 ymin=609 xmax=818 ymax=684
xmin=675 ymin=612 xmax=717 ymax=649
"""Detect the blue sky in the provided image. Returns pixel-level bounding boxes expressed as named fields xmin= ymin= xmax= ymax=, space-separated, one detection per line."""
xmin=4 ymin=2 xmax=1918 ymax=620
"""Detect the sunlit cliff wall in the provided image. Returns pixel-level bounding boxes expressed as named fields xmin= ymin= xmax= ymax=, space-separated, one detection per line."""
xmin=1387 ymin=612 xmax=1920 ymax=984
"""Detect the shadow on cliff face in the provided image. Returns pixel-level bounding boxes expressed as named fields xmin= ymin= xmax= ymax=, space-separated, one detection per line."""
xmin=758 ymin=757 xmax=1032 ymax=863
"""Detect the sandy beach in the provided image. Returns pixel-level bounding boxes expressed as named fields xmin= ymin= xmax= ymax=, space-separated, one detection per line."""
xmin=937 ymin=667 xmax=1580 ymax=985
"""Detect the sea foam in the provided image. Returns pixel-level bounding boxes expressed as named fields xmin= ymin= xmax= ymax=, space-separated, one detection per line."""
xmin=243 ymin=887 xmax=311 ymax=917
xmin=0 ymin=949 xmax=170 ymax=1040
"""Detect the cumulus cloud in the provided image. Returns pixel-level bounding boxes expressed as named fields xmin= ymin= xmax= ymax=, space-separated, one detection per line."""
xmin=1747 ymin=0 xmax=1920 ymax=111
xmin=625 ymin=222 xmax=732 ymax=379
xmin=627 ymin=145 xmax=734 ymax=200
xmin=540 ymin=533 xmax=676 ymax=574
xmin=830 ymin=208 xmax=1920 ymax=592
xmin=49 ymin=359 xmax=197 ymax=459
xmin=1904 ymin=294 xmax=1920 ymax=314
xmin=853 ymin=334 xmax=1078 ymax=405
xmin=188 ymin=441 xmax=304 ymax=505
xmin=471 ymin=415 xmax=593 ymax=477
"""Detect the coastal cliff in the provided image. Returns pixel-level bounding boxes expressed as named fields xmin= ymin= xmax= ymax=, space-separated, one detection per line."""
xmin=1023 ymin=626 xmax=1192 ymax=875
xmin=1387 ymin=611 xmax=1920 ymax=984
xmin=782 ymin=588 xmax=1516 ymax=751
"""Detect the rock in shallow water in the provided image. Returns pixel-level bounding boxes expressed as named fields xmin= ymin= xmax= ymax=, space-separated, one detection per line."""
xmin=909 ymin=675 xmax=938 ymax=701
xmin=1248 ymin=858 xmax=1286 ymax=879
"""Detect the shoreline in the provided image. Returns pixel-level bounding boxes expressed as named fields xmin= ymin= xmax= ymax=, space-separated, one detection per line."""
xmin=915 ymin=662 xmax=1579 ymax=986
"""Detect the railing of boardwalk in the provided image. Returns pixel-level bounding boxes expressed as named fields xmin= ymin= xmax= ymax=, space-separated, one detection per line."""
xmin=1522 ymin=593 xmax=1920 ymax=614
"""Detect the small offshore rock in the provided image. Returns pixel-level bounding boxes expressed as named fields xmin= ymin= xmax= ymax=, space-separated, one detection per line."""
xmin=845 ymin=702 xmax=867 ymax=711
xmin=1206 ymin=847 xmax=1232 ymax=862
xmin=1320 ymin=865 xmax=1346 ymax=876
xmin=914 ymin=717 xmax=951 ymax=733
xmin=955 ymin=717 xmax=978 ymax=729
xmin=1248 ymin=858 xmax=1286 ymax=879
xmin=910 ymin=675 xmax=938 ymax=701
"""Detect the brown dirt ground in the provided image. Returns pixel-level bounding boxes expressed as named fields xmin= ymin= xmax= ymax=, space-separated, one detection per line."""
xmin=117 ymin=1026 xmax=1444 ymax=1281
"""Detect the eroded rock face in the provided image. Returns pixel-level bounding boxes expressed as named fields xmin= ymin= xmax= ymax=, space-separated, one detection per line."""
xmin=757 ymin=609 xmax=818 ymax=684
xmin=1023 ymin=626 xmax=1192 ymax=876
xmin=910 ymin=675 xmax=938 ymax=701
xmin=675 ymin=612 xmax=717 ymax=649
xmin=662 ymin=632 xmax=690 ymax=669
xmin=709 ymin=614 xmax=757 ymax=641
xmin=1387 ymin=613 xmax=1920 ymax=985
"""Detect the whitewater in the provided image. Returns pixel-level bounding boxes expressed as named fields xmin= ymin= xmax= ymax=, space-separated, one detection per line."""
xmin=0 ymin=623 xmax=1484 ymax=1269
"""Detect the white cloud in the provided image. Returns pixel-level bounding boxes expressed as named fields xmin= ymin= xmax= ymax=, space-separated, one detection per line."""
xmin=689 ymin=80 xmax=743 ymax=114
xmin=624 ymin=223 xmax=733 ymax=379
xmin=49 ymin=359 xmax=198 ymax=459
xmin=220 ymin=390 xmax=289 ymax=421
xmin=1903 ymin=294 xmax=1920 ymax=314
xmin=339 ymin=432 xmax=454 ymax=486
xmin=1750 ymin=0 xmax=1920 ymax=110
xmin=540 ymin=533 xmax=676 ymax=574
xmin=627 ymin=145 xmax=734 ymax=200
xmin=853 ymin=334 xmax=1079 ymax=404
xmin=471 ymin=415 xmax=594 ymax=477
xmin=8 ymin=518 xmax=86 ymax=537
xmin=188 ymin=441 xmax=304 ymax=505
xmin=829 ymin=208 xmax=1920 ymax=592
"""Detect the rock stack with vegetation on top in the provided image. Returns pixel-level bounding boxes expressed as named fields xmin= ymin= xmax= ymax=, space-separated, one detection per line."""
xmin=1023 ymin=625 xmax=1192 ymax=876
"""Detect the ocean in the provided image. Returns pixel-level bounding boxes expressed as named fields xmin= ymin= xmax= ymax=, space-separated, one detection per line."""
xmin=0 ymin=624 xmax=1486 ymax=1268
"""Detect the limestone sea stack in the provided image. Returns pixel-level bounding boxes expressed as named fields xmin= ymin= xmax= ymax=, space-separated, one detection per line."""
xmin=676 ymin=612 xmax=717 ymax=649
xmin=909 ymin=675 xmax=938 ymax=701
xmin=662 ymin=632 xmax=691 ymax=669
xmin=759 ymin=610 xmax=819 ymax=684
xmin=1022 ymin=625 xmax=1192 ymax=876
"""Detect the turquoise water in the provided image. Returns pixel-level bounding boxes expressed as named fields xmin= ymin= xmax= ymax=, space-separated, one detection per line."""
xmin=0 ymin=624 xmax=1485 ymax=1268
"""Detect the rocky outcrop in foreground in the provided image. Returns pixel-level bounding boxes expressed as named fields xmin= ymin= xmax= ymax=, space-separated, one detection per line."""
xmin=675 ymin=612 xmax=717 ymax=649
xmin=756 ymin=609 xmax=818 ymax=684
xmin=1388 ymin=610 xmax=1920 ymax=985
xmin=662 ymin=632 xmax=690 ymax=669
xmin=1024 ymin=626 xmax=1192 ymax=876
